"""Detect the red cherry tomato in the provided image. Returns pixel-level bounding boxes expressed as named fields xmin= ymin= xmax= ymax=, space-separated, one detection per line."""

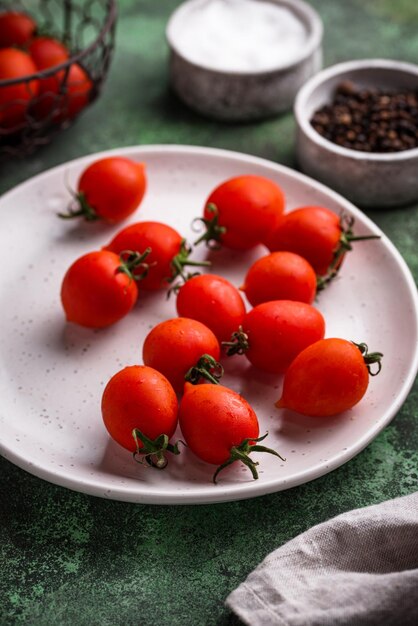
xmin=34 ymin=62 xmax=92 ymax=122
xmin=29 ymin=37 xmax=69 ymax=70
xmin=106 ymin=221 xmax=183 ymax=290
xmin=102 ymin=365 xmax=178 ymax=453
xmin=28 ymin=37 xmax=70 ymax=122
xmin=142 ymin=318 xmax=220 ymax=393
xmin=197 ymin=175 xmax=285 ymax=250
xmin=241 ymin=251 xmax=317 ymax=307
xmin=56 ymin=63 xmax=92 ymax=119
xmin=176 ymin=274 xmax=246 ymax=342
xmin=276 ymin=338 xmax=383 ymax=417
xmin=224 ymin=300 xmax=325 ymax=374
xmin=61 ymin=250 xmax=139 ymax=328
xmin=180 ymin=383 xmax=258 ymax=465
xmin=0 ymin=11 xmax=36 ymax=48
xmin=265 ymin=206 xmax=379 ymax=277
xmin=0 ymin=48 xmax=39 ymax=128
xmin=265 ymin=206 xmax=341 ymax=275
xmin=179 ymin=382 xmax=283 ymax=482
xmin=62 ymin=157 xmax=147 ymax=223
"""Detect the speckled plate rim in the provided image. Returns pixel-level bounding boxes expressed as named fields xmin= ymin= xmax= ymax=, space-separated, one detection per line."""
xmin=0 ymin=144 xmax=417 ymax=505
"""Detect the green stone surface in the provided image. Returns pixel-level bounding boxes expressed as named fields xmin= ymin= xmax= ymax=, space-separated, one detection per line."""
xmin=1 ymin=1 xmax=417 ymax=625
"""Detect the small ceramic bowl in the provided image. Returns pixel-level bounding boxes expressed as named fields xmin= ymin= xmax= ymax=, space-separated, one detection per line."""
xmin=166 ymin=0 xmax=323 ymax=121
xmin=295 ymin=59 xmax=418 ymax=208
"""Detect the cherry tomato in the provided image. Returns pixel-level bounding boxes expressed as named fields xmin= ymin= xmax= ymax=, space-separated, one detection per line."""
xmin=29 ymin=37 xmax=69 ymax=70
xmin=176 ymin=274 xmax=246 ymax=342
xmin=106 ymin=221 xmax=184 ymax=290
xmin=241 ymin=251 xmax=317 ymax=307
xmin=196 ymin=175 xmax=285 ymax=250
xmin=62 ymin=157 xmax=147 ymax=223
xmin=61 ymin=250 xmax=140 ymax=328
xmin=0 ymin=11 xmax=36 ymax=48
xmin=179 ymin=382 xmax=258 ymax=464
xmin=142 ymin=318 xmax=220 ymax=393
xmin=102 ymin=365 xmax=178 ymax=455
xmin=224 ymin=300 xmax=325 ymax=374
xmin=54 ymin=63 xmax=92 ymax=120
xmin=33 ymin=62 xmax=92 ymax=122
xmin=0 ymin=48 xmax=39 ymax=128
xmin=276 ymin=338 xmax=383 ymax=417
xmin=265 ymin=206 xmax=341 ymax=275
xmin=179 ymin=382 xmax=283 ymax=482
xmin=265 ymin=206 xmax=379 ymax=277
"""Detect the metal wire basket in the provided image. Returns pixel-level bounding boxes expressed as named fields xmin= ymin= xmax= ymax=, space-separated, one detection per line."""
xmin=0 ymin=0 xmax=116 ymax=157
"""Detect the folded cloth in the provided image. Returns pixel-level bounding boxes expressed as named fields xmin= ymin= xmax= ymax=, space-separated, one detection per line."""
xmin=226 ymin=492 xmax=418 ymax=626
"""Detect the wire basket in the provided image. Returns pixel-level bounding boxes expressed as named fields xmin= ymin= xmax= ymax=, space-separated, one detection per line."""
xmin=0 ymin=0 xmax=116 ymax=157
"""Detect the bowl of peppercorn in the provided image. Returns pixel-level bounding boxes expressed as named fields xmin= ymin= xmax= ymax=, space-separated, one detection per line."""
xmin=294 ymin=59 xmax=418 ymax=207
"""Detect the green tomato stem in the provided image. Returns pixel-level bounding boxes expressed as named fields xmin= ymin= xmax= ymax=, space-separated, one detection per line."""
xmin=329 ymin=212 xmax=380 ymax=275
xmin=316 ymin=269 xmax=339 ymax=292
xmin=58 ymin=191 xmax=99 ymax=221
xmin=117 ymin=248 xmax=154 ymax=281
xmin=222 ymin=326 xmax=250 ymax=356
xmin=167 ymin=239 xmax=211 ymax=291
xmin=184 ymin=354 xmax=224 ymax=386
xmin=132 ymin=429 xmax=183 ymax=469
xmin=352 ymin=341 xmax=383 ymax=376
xmin=192 ymin=203 xmax=227 ymax=249
xmin=213 ymin=433 xmax=285 ymax=484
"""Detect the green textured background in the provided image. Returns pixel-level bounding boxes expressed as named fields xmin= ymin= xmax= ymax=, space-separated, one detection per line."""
xmin=1 ymin=1 xmax=417 ymax=625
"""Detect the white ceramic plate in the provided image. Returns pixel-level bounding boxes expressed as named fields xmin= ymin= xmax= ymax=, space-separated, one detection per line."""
xmin=1 ymin=145 xmax=417 ymax=504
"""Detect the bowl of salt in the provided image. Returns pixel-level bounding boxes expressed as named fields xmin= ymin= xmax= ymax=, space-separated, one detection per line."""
xmin=166 ymin=0 xmax=323 ymax=121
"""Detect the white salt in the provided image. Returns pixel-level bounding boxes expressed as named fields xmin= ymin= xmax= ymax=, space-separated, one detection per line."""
xmin=170 ymin=0 xmax=309 ymax=73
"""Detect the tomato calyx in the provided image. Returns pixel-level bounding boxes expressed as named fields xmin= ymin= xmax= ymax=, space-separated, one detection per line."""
xmin=316 ymin=269 xmax=339 ymax=292
xmin=353 ymin=342 xmax=383 ymax=376
xmin=132 ymin=429 xmax=183 ymax=469
xmin=192 ymin=204 xmax=227 ymax=249
xmin=222 ymin=326 xmax=249 ymax=356
xmin=117 ymin=248 xmax=154 ymax=281
xmin=167 ymin=240 xmax=211 ymax=295
xmin=330 ymin=213 xmax=381 ymax=274
xmin=184 ymin=354 xmax=224 ymax=386
xmin=58 ymin=191 xmax=100 ymax=221
xmin=213 ymin=432 xmax=285 ymax=484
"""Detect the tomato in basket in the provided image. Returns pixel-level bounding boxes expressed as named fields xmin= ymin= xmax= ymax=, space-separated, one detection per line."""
xmin=0 ymin=48 xmax=39 ymax=128
xmin=33 ymin=62 xmax=92 ymax=123
xmin=29 ymin=37 xmax=69 ymax=70
xmin=0 ymin=11 xmax=36 ymax=48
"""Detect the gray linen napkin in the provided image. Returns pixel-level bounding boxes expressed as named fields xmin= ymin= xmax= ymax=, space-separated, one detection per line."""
xmin=226 ymin=492 xmax=418 ymax=625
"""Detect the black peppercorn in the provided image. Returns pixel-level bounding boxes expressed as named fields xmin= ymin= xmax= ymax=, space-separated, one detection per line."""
xmin=310 ymin=82 xmax=418 ymax=153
